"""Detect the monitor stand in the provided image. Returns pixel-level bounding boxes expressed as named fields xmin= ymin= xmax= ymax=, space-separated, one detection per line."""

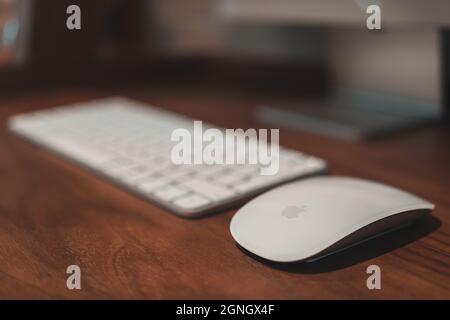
xmin=257 ymin=88 xmax=440 ymax=141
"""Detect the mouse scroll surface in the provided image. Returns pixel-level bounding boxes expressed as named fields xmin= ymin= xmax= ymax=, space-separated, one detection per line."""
xmin=230 ymin=177 xmax=434 ymax=262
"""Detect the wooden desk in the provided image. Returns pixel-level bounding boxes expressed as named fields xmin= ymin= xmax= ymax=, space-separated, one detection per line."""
xmin=0 ymin=87 xmax=449 ymax=299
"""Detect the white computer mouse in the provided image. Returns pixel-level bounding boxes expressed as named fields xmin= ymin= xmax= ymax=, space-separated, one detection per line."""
xmin=230 ymin=176 xmax=434 ymax=263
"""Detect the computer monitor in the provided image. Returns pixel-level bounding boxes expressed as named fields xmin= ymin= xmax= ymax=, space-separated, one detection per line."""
xmin=222 ymin=0 xmax=450 ymax=27
xmin=222 ymin=0 xmax=450 ymax=139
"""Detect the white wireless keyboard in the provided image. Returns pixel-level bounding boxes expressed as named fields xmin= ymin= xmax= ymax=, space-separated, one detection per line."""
xmin=8 ymin=97 xmax=327 ymax=217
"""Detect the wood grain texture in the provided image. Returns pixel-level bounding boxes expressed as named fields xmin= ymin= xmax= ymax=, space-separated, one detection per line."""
xmin=0 ymin=86 xmax=449 ymax=299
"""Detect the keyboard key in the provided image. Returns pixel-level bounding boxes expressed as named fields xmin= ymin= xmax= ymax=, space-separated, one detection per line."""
xmin=148 ymin=159 xmax=176 ymax=172
xmin=136 ymin=178 xmax=169 ymax=193
xmin=154 ymin=186 xmax=188 ymax=201
xmin=306 ymin=157 xmax=327 ymax=170
xmin=231 ymin=164 xmax=260 ymax=176
xmin=181 ymin=178 xmax=236 ymax=201
xmin=159 ymin=166 xmax=194 ymax=180
xmin=120 ymin=165 xmax=158 ymax=183
xmin=233 ymin=175 xmax=282 ymax=194
xmin=106 ymin=167 xmax=139 ymax=180
xmin=173 ymin=194 xmax=211 ymax=210
xmin=214 ymin=171 xmax=246 ymax=186
xmin=101 ymin=157 xmax=136 ymax=171
xmin=277 ymin=165 xmax=308 ymax=179
xmin=194 ymin=164 xmax=227 ymax=176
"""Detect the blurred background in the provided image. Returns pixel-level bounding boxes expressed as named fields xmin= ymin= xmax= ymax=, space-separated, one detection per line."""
xmin=1 ymin=0 xmax=449 ymax=139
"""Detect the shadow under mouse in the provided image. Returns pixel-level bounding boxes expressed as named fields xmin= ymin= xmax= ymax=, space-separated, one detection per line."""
xmin=236 ymin=214 xmax=441 ymax=274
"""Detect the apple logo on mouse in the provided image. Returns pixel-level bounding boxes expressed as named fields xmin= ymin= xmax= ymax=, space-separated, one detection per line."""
xmin=282 ymin=205 xmax=307 ymax=219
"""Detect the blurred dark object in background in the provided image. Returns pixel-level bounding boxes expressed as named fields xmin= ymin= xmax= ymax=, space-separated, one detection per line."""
xmin=443 ymin=30 xmax=450 ymax=123
xmin=0 ymin=0 xmax=326 ymax=97
xmin=0 ymin=0 xmax=159 ymax=89
xmin=29 ymin=0 xmax=147 ymax=64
